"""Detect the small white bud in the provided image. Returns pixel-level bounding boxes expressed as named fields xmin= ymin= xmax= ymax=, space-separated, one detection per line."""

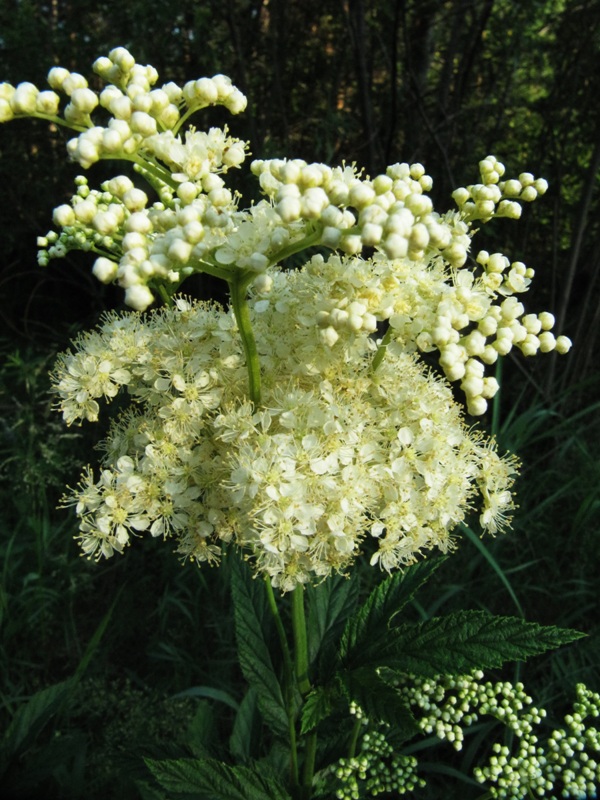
xmin=109 ymin=47 xmax=136 ymax=72
xmin=248 ymin=252 xmax=269 ymax=272
xmin=555 ymin=335 xmax=572 ymax=354
xmin=321 ymin=226 xmax=342 ymax=248
xmin=320 ymin=326 xmax=339 ymax=347
xmin=253 ymin=273 xmax=273 ymax=294
xmin=538 ymin=311 xmax=555 ymax=330
xmin=130 ymin=111 xmax=157 ymax=136
xmin=122 ymin=188 xmax=148 ymax=211
xmin=467 ymin=396 xmax=488 ymax=416
xmin=520 ymin=186 xmax=538 ymax=202
xmin=168 ymin=238 xmax=193 ymax=263
xmin=301 ymin=187 xmax=329 ymax=218
xmin=124 ymin=284 xmax=154 ymax=311
xmin=518 ymin=335 xmax=539 ymax=356
xmin=339 ymin=235 xmax=362 ymax=255
xmin=47 ymin=67 xmax=70 ymax=90
xmin=194 ymin=77 xmax=219 ymax=105
xmin=348 ymin=181 xmax=375 ymax=208
xmin=383 ymin=234 xmax=408 ymax=259
xmin=176 ymin=182 xmax=198 ymax=204
xmin=277 ymin=196 xmax=301 ymax=222
xmin=35 ymin=90 xmax=60 ymax=115
xmin=502 ymin=179 xmax=522 ymax=197
xmin=92 ymin=257 xmax=118 ymax=283
xmin=361 ymin=223 xmax=383 ymax=246
xmin=10 ymin=82 xmax=39 ymax=114
xmin=452 ymin=187 xmax=470 ymax=206
xmin=70 ymin=87 xmax=98 ymax=114
xmin=538 ymin=331 xmax=556 ymax=352
xmin=52 ymin=204 xmax=75 ymax=227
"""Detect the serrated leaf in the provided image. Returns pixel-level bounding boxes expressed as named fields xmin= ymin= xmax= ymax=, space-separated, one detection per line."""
xmin=145 ymin=757 xmax=291 ymax=800
xmin=300 ymin=684 xmax=343 ymax=734
xmin=346 ymin=610 xmax=585 ymax=677
xmin=339 ymin=668 xmax=419 ymax=741
xmin=230 ymin=558 xmax=289 ymax=739
xmin=340 ymin=557 xmax=446 ymax=660
xmin=306 ymin=574 xmax=359 ymax=668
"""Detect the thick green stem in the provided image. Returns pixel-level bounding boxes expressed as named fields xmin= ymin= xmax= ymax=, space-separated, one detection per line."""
xmin=302 ymin=731 xmax=318 ymax=799
xmin=291 ymin=585 xmax=311 ymax=695
xmin=347 ymin=716 xmax=363 ymax=759
xmin=291 ymin=585 xmax=318 ymax=799
xmin=264 ymin=577 xmax=300 ymax=789
xmin=229 ymin=274 xmax=262 ymax=406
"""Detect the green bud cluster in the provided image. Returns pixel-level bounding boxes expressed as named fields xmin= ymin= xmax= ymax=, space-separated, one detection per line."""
xmin=393 ymin=672 xmax=600 ymax=798
xmin=320 ymin=723 xmax=425 ymax=799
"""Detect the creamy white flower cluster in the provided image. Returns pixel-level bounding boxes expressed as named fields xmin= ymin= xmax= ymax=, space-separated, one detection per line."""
xmin=4 ymin=49 xmax=574 ymax=584
xmin=53 ymin=270 xmax=517 ymax=588
xmin=2 ymin=50 xmax=571 ymax=413
xmin=274 ymin=251 xmax=570 ymax=417
xmin=396 ymin=672 xmax=600 ymax=798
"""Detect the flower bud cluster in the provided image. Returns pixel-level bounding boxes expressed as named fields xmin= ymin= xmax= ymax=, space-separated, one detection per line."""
xmin=1 ymin=46 xmax=247 ymax=172
xmin=320 ymin=723 xmax=425 ymax=799
xmin=251 ymin=158 xmax=472 ymax=267
xmin=425 ymin=262 xmax=571 ymax=415
xmin=452 ymin=155 xmax=549 ymax=223
xmin=398 ymin=671 xmax=543 ymax=751
xmin=0 ymin=80 xmax=60 ymax=122
xmin=394 ymin=672 xmax=600 ymax=798
xmin=541 ymin=683 xmax=600 ymax=799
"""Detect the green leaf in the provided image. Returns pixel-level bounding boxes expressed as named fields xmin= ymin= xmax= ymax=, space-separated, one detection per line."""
xmin=339 ymin=668 xmax=419 ymax=742
xmin=229 ymin=688 xmax=259 ymax=762
xmin=347 ymin=610 xmax=585 ymax=677
xmin=300 ymin=683 xmax=343 ymax=734
xmin=172 ymin=686 xmax=240 ymax=712
xmin=340 ymin=557 xmax=446 ymax=661
xmin=306 ymin=573 xmax=359 ymax=668
xmin=186 ymin=701 xmax=218 ymax=758
xmin=230 ymin=558 xmax=289 ymax=739
xmin=0 ymin=680 xmax=72 ymax=775
xmin=145 ymin=757 xmax=291 ymax=800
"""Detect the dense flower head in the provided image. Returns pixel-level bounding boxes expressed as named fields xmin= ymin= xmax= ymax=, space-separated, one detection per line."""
xmin=54 ymin=264 xmax=520 ymax=589
xmin=3 ymin=48 xmax=573 ymax=586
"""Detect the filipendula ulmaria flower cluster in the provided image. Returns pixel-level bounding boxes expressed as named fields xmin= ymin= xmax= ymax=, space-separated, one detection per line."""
xmin=0 ymin=48 xmax=571 ymax=590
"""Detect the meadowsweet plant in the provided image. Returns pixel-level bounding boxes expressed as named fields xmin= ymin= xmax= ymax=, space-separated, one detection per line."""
xmin=2 ymin=48 xmax=591 ymax=799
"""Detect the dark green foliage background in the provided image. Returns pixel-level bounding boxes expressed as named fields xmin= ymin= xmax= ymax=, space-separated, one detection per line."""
xmin=0 ymin=1 xmax=599 ymax=797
